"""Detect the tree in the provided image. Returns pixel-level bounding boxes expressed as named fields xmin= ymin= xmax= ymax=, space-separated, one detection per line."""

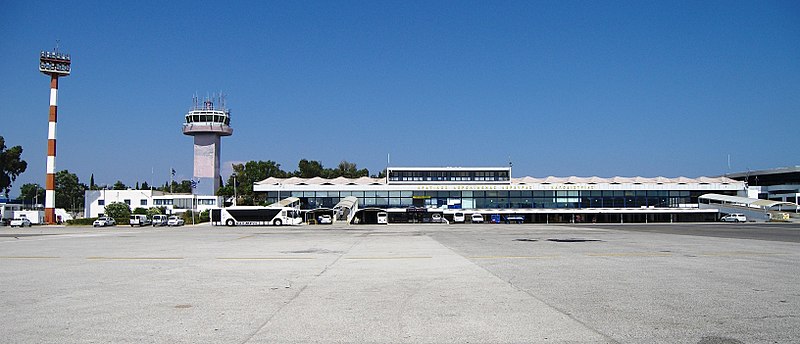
xmin=135 ymin=182 xmax=140 ymax=190
xmin=141 ymin=181 xmax=150 ymax=190
xmin=297 ymin=159 xmax=324 ymax=178
xmin=55 ymin=170 xmax=86 ymax=212
xmin=18 ymin=183 xmax=45 ymax=205
xmin=146 ymin=207 xmax=162 ymax=217
xmin=89 ymin=174 xmax=97 ymax=190
xmin=371 ymin=168 xmax=387 ymax=179
xmin=155 ymin=180 xmax=192 ymax=193
xmin=336 ymin=160 xmax=369 ymax=178
xmin=104 ymin=202 xmax=130 ymax=220
xmin=0 ymin=136 xmax=28 ymax=198
xmin=132 ymin=207 xmax=148 ymax=215
xmin=112 ymin=180 xmax=127 ymax=190
xmin=173 ymin=180 xmax=192 ymax=193
xmin=218 ymin=160 xmax=289 ymax=205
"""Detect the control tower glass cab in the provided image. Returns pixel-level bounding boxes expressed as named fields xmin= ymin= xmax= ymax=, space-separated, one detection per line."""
xmin=182 ymin=97 xmax=233 ymax=195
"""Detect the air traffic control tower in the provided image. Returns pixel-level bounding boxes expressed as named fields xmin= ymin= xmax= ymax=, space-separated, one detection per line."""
xmin=182 ymin=95 xmax=232 ymax=195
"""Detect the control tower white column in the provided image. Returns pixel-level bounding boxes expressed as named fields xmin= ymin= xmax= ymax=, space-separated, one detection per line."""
xmin=182 ymin=95 xmax=232 ymax=196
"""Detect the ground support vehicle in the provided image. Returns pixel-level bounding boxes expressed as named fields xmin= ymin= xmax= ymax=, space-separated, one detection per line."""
xmin=318 ymin=215 xmax=332 ymax=224
xmin=376 ymin=212 xmax=388 ymax=224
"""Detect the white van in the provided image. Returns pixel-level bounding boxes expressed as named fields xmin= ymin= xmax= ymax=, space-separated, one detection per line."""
xmin=471 ymin=213 xmax=484 ymax=223
xmin=377 ymin=212 xmax=388 ymax=224
xmin=151 ymin=214 xmax=168 ymax=226
xmin=453 ymin=212 xmax=465 ymax=223
xmin=129 ymin=214 xmax=151 ymax=227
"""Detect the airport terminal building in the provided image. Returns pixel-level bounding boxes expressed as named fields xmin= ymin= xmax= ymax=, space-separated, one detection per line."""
xmin=254 ymin=167 xmax=746 ymax=223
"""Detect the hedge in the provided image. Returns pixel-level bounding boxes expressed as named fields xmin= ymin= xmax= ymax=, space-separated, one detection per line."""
xmin=66 ymin=217 xmax=97 ymax=226
xmin=67 ymin=217 xmax=128 ymax=226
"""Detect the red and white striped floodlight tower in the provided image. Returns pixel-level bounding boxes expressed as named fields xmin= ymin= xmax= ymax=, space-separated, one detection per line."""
xmin=39 ymin=48 xmax=71 ymax=224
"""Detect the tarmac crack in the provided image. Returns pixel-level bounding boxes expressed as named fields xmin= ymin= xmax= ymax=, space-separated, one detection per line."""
xmin=237 ymin=235 xmax=364 ymax=344
xmin=433 ymin=235 xmax=622 ymax=344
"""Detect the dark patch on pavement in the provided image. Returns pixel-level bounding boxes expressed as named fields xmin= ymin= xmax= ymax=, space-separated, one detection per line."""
xmin=697 ymin=336 xmax=744 ymax=344
xmin=174 ymin=304 xmax=192 ymax=309
xmin=513 ymin=238 xmax=538 ymax=242
xmin=0 ymin=234 xmax=59 ymax=238
xmin=547 ymin=238 xmax=602 ymax=243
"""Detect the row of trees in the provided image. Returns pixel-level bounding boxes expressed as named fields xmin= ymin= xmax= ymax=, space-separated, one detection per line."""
xmin=88 ymin=174 xmax=195 ymax=194
xmin=17 ymin=170 xmax=87 ymax=211
xmin=3 ymin=134 xmax=380 ymax=210
xmin=0 ymin=136 xmax=28 ymax=198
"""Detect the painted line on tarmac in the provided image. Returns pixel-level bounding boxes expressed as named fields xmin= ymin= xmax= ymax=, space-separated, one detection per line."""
xmin=469 ymin=255 xmax=560 ymax=259
xmin=86 ymin=257 xmax=185 ymax=260
xmin=699 ymin=251 xmax=789 ymax=257
xmin=216 ymin=257 xmax=315 ymax=260
xmin=0 ymin=256 xmax=60 ymax=259
xmin=345 ymin=256 xmax=433 ymax=260
xmin=587 ymin=252 xmax=673 ymax=257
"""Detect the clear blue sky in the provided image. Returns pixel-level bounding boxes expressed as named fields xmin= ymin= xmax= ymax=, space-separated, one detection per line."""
xmin=1 ymin=1 xmax=798 ymax=196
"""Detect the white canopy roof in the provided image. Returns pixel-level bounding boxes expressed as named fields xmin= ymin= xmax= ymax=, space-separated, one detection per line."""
xmin=699 ymin=194 xmax=798 ymax=209
xmin=255 ymin=175 xmax=738 ymax=187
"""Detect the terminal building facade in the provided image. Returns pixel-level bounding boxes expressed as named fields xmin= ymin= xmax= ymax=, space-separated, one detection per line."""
xmin=254 ymin=167 xmax=745 ymax=223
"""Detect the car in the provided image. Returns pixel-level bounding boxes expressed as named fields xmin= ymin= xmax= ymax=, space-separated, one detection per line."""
xmin=167 ymin=216 xmax=184 ymax=227
xmin=505 ymin=215 xmax=525 ymax=224
xmin=129 ymin=214 xmax=151 ymax=227
xmin=721 ymin=213 xmax=747 ymax=222
xmin=318 ymin=214 xmax=332 ymax=224
xmin=471 ymin=213 xmax=484 ymax=223
xmin=93 ymin=217 xmax=116 ymax=227
xmin=9 ymin=218 xmax=31 ymax=227
xmin=452 ymin=212 xmax=465 ymax=223
xmin=151 ymin=214 xmax=168 ymax=227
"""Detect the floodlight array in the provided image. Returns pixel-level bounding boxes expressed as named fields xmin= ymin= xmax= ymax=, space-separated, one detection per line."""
xmin=39 ymin=51 xmax=71 ymax=75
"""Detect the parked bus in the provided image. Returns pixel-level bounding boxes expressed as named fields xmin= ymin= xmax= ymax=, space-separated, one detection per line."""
xmin=211 ymin=206 xmax=302 ymax=226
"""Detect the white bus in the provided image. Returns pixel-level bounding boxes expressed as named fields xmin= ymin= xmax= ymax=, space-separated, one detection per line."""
xmin=211 ymin=206 xmax=302 ymax=226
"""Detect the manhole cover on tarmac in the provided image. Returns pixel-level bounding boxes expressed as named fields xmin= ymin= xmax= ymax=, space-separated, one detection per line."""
xmin=546 ymin=238 xmax=602 ymax=243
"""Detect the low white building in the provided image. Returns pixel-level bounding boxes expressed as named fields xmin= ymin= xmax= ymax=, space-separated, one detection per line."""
xmin=84 ymin=189 xmax=223 ymax=218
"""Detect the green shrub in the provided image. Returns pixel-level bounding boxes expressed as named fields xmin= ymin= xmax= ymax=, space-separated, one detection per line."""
xmin=105 ymin=202 xmax=131 ymax=219
xmin=66 ymin=217 xmax=97 ymax=226
xmin=146 ymin=207 xmax=162 ymax=217
xmin=180 ymin=210 xmax=210 ymax=224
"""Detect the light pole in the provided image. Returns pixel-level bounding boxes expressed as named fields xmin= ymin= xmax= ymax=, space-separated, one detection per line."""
xmin=34 ymin=186 xmax=40 ymax=209
xmin=39 ymin=47 xmax=71 ymax=224
xmin=232 ymin=173 xmax=237 ymax=206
